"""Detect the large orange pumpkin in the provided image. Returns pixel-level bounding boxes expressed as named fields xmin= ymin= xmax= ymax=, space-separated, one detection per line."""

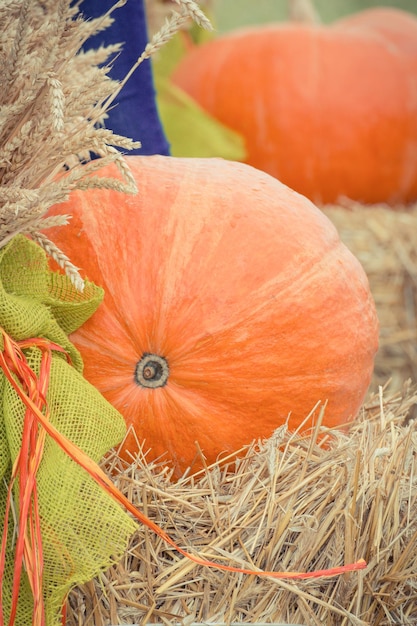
xmin=46 ymin=156 xmax=378 ymax=477
xmin=171 ymin=8 xmax=417 ymax=206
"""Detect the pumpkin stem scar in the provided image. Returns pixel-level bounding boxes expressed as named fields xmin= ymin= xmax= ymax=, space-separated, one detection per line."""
xmin=134 ymin=353 xmax=169 ymax=388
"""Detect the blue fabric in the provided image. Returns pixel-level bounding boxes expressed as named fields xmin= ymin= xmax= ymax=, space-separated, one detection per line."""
xmin=80 ymin=0 xmax=170 ymax=155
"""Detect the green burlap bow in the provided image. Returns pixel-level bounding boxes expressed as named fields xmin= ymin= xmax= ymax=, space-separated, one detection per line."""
xmin=0 ymin=235 xmax=136 ymax=626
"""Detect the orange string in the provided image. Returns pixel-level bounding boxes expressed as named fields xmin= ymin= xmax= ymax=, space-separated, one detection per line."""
xmin=0 ymin=327 xmax=367 ymax=626
xmin=0 ymin=333 xmax=69 ymax=626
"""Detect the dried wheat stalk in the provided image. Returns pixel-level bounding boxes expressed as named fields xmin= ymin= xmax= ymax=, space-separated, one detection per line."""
xmin=144 ymin=0 xmax=214 ymax=37
xmin=323 ymin=202 xmax=417 ymax=392
xmin=0 ymin=0 xmax=210 ymax=290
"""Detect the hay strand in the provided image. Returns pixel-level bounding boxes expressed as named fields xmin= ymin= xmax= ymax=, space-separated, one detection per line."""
xmin=66 ymin=385 xmax=417 ymax=625
xmin=323 ymin=202 xmax=417 ymax=392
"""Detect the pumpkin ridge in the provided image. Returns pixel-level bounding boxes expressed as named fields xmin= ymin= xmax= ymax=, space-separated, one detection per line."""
xmin=171 ymin=237 xmax=366 ymax=345
xmin=45 ymin=155 xmax=378 ymax=476
xmin=124 ymin=233 xmax=348 ymax=367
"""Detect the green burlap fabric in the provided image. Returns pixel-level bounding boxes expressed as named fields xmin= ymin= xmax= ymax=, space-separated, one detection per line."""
xmin=0 ymin=235 xmax=136 ymax=625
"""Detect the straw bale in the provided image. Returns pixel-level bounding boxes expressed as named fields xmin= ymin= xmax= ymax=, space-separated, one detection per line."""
xmin=65 ymin=384 xmax=417 ymax=625
xmin=323 ymin=202 xmax=417 ymax=393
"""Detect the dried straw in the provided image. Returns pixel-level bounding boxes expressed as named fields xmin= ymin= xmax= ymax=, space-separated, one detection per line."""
xmin=0 ymin=0 xmax=210 ymax=291
xmin=0 ymin=0 xmax=140 ymax=290
xmin=323 ymin=202 xmax=417 ymax=393
xmin=65 ymin=384 xmax=417 ymax=626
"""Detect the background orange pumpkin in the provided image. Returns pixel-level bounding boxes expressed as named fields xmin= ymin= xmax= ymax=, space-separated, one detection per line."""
xmin=46 ymin=156 xmax=378 ymax=477
xmin=171 ymin=7 xmax=417 ymax=206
